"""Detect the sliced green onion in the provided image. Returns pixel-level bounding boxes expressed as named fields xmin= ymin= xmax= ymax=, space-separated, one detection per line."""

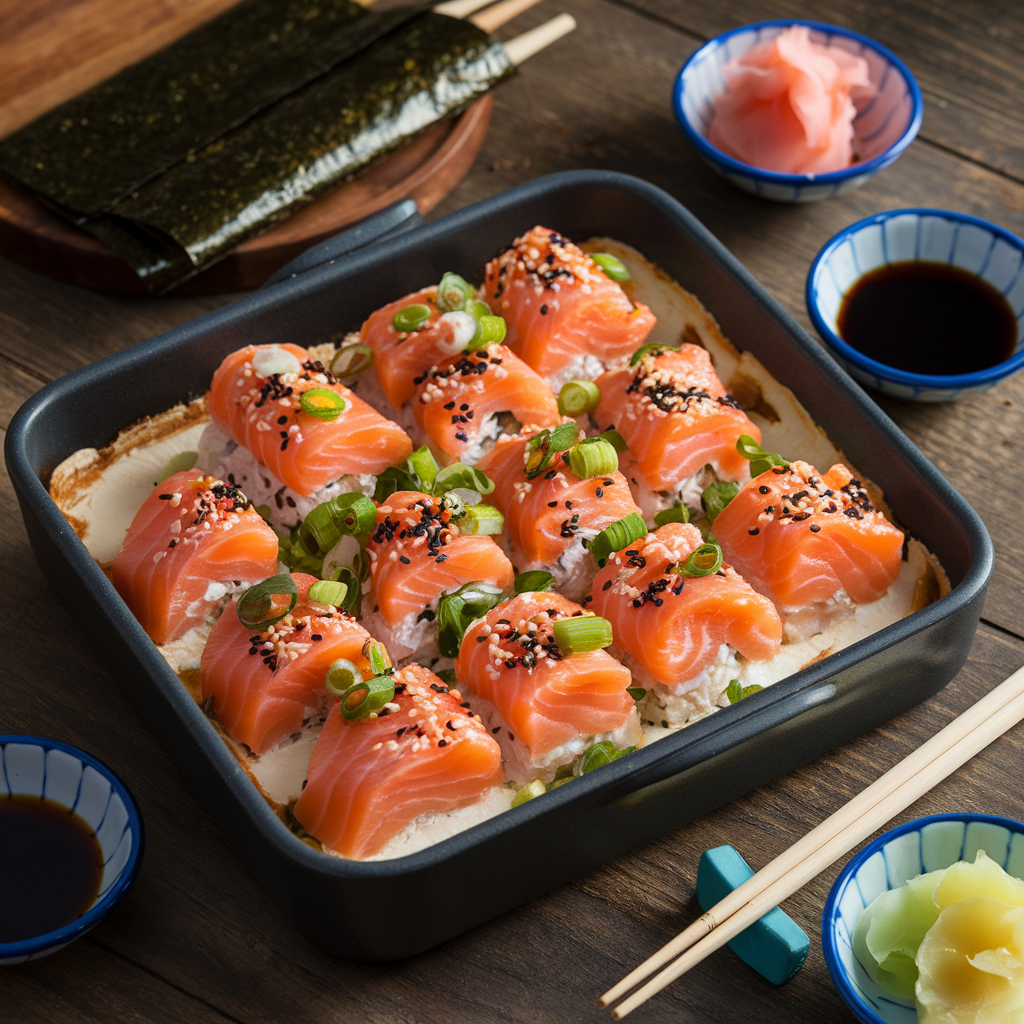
xmin=299 ymin=388 xmax=347 ymax=421
xmin=373 ymin=446 xmax=439 ymax=501
xmin=338 ymin=675 xmax=395 ymax=720
xmin=590 ymin=252 xmax=631 ymax=283
xmin=330 ymin=343 xmax=374 ymax=379
xmin=552 ymin=614 xmax=613 ymax=654
xmin=626 ymin=686 xmax=647 ymax=701
xmin=672 ymin=541 xmax=724 ymax=579
xmin=322 ymin=534 xmax=368 ymax=581
xmin=465 ymin=298 xmax=492 ymax=321
xmin=514 ymin=571 xmax=554 ymax=594
xmin=588 ymin=512 xmax=648 ymax=568
xmin=466 ymin=314 xmax=507 ymax=351
xmin=408 ymin=446 xmax=440 ymax=493
xmin=391 ymin=303 xmax=432 ymax=333
xmin=156 ymin=450 xmax=198 ymax=483
xmin=724 ymin=679 xmax=763 ymax=705
xmin=236 ymin=574 xmax=298 ymax=631
xmin=449 ymin=487 xmax=482 ymax=506
xmin=599 ymin=428 xmax=628 ymax=453
xmin=575 ymin=739 xmax=636 ymax=775
xmin=325 ymin=658 xmax=362 ymax=699
xmin=736 ymin=434 xmax=789 ymax=477
xmin=362 ymin=637 xmax=392 ymax=677
xmin=459 ymin=504 xmax=504 ymax=535
xmin=629 ymin=342 xmax=679 ymax=366
xmin=511 ymin=779 xmax=546 ymax=808
xmin=436 ymin=582 xmax=504 ymax=658
xmin=545 ymin=777 xmax=573 ymax=792
xmin=308 ymin=580 xmax=349 ymax=607
xmin=567 ymin=437 xmax=618 ymax=479
xmin=558 ymin=380 xmax=600 ymax=417
xmin=653 ymin=503 xmax=690 ymax=528
xmin=255 ymin=504 xmax=273 ymax=522
xmin=524 ymin=423 xmax=579 ymax=479
xmin=277 ymin=530 xmax=324 ymax=576
xmin=333 ymin=567 xmax=363 ymax=615
xmin=702 ymin=480 xmax=740 ymax=524
xmin=432 ymin=462 xmax=494 ymax=496
xmin=436 ymin=272 xmax=475 ymax=312
xmin=434 ymin=668 xmax=457 ymax=685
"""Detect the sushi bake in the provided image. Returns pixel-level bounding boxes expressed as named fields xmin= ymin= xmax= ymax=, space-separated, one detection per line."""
xmin=51 ymin=224 xmax=947 ymax=861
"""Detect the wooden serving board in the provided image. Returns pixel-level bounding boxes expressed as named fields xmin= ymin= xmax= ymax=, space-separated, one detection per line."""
xmin=0 ymin=0 xmax=492 ymax=293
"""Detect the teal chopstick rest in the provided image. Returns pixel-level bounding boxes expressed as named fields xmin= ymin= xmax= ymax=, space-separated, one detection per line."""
xmin=695 ymin=845 xmax=809 ymax=985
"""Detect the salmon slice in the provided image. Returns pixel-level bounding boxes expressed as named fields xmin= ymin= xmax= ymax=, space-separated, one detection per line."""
xmin=200 ymin=572 xmax=373 ymax=755
xmin=713 ymin=460 xmax=905 ymax=613
xmin=476 ymin=426 xmax=643 ymax=567
xmin=411 ymin=344 xmax=560 ymax=465
xmin=593 ymin=344 xmax=761 ymax=493
xmin=208 ymin=343 xmax=413 ymax=496
xmin=112 ymin=470 xmax=280 ymax=645
xmin=360 ymin=287 xmax=473 ymax=409
xmin=365 ymin=490 xmax=514 ymax=659
xmin=483 ymin=226 xmax=657 ymax=387
xmin=455 ymin=592 xmax=636 ymax=769
xmin=292 ymin=663 xmax=503 ymax=860
xmin=590 ymin=522 xmax=782 ymax=691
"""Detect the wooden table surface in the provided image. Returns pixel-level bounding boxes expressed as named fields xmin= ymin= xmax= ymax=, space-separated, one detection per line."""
xmin=2 ymin=1 xmax=1023 ymax=1021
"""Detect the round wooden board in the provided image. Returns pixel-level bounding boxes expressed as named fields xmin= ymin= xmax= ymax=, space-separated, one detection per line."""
xmin=0 ymin=95 xmax=492 ymax=295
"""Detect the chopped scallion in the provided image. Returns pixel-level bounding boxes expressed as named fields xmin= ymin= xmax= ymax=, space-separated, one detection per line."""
xmin=672 ymin=541 xmax=724 ymax=578
xmin=391 ymin=303 xmax=432 ymax=333
xmin=567 ymin=437 xmax=618 ymax=479
xmin=701 ymin=480 xmax=740 ymax=524
xmin=575 ymin=739 xmax=636 ymax=775
xmin=588 ymin=512 xmax=647 ymax=567
xmin=725 ymin=679 xmax=763 ymax=705
xmin=552 ymin=614 xmax=613 ymax=654
xmin=653 ymin=503 xmax=690 ymax=528
xmin=590 ymin=253 xmax=631 ymax=283
xmin=236 ymin=574 xmax=297 ymax=631
xmin=362 ymin=638 xmax=392 ymax=677
xmin=436 ymin=272 xmax=474 ymax=312
xmin=308 ymin=580 xmax=349 ymax=607
xmin=408 ymin=446 xmax=440 ymax=493
xmin=337 ymin=674 xmax=395 ymax=720
xmin=299 ymin=388 xmax=347 ymax=421
xmin=325 ymin=659 xmax=362 ymax=699
xmin=373 ymin=446 xmax=439 ymax=501
xmin=524 ymin=423 xmax=579 ymax=478
xmin=599 ymin=428 xmax=628 ymax=453
xmin=436 ymin=581 xmax=504 ymax=657
xmin=466 ymin=314 xmax=507 ymax=351
xmin=626 ymin=686 xmax=647 ymax=701
xmin=514 ymin=570 xmax=554 ymax=594
xmin=459 ymin=504 xmax=504 ymax=535
xmin=329 ymin=343 xmax=374 ymax=379
xmin=736 ymin=434 xmax=789 ymax=477
xmin=557 ymin=380 xmax=600 ymax=417
xmin=156 ymin=450 xmax=198 ymax=483
xmin=255 ymin=504 xmax=272 ymax=522
xmin=432 ymin=462 xmax=494 ymax=495
xmin=629 ymin=342 xmax=679 ymax=366
xmin=511 ymin=779 xmax=546 ymax=808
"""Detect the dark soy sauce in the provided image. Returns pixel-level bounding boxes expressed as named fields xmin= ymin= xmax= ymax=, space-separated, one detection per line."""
xmin=0 ymin=795 xmax=103 ymax=943
xmin=837 ymin=261 xmax=1017 ymax=375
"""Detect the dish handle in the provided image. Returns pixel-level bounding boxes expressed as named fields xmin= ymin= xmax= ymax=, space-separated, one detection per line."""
xmin=597 ymin=683 xmax=838 ymax=806
xmin=262 ymin=199 xmax=424 ymax=287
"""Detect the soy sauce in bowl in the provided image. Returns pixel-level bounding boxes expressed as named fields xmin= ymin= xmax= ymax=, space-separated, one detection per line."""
xmin=0 ymin=795 xmax=103 ymax=943
xmin=837 ymin=261 xmax=1017 ymax=375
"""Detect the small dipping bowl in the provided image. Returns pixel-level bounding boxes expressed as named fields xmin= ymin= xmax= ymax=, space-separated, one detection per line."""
xmin=674 ymin=20 xmax=922 ymax=202
xmin=808 ymin=209 xmax=1024 ymax=400
xmin=822 ymin=812 xmax=1024 ymax=1024
xmin=0 ymin=735 xmax=144 ymax=964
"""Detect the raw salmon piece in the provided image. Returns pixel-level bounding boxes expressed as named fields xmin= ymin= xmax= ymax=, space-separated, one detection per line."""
xmin=713 ymin=460 xmax=905 ymax=612
xmin=476 ymin=427 xmax=643 ymax=565
xmin=292 ymin=663 xmax=503 ymax=860
xmin=208 ymin=343 xmax=412 ymax=497
xmin=411 ymin=344 xmax=560 ymax=464
xmin=200 ymin=573 xmax=373 ymax=755
xmin=455 ymin=592 xmax=636 ymax=767
xmin=483 ymin=226 xmax=657 ymax=387
xmin=360 ymin=287 xmax=474 ymax=409
xmin=591 ymin=522 xmax=782 ymax=690
xmin=593 ymin=344 xmax=761 ymax=493
xmin=365 ymin=490 xmax=514 ymax=659
xmin=112 ymin=470 xmax=280 ymax=645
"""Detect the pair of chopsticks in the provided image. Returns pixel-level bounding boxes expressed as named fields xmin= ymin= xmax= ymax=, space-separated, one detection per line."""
xmin=435 ymin=0 xmax=576 ymax=65
xmin=599 ymin=662 xmax=1024 ymax=1018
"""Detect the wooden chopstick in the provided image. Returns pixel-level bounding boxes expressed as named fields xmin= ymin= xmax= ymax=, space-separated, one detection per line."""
xmin=503 ymin=13 xmax=576 ymax=65
xmin=601 ymin=662 xmax=1024 ymax=1018
xmin=471 ymin=0 xmax=547 ymax=33
xmin=433 ymin=0 xmax=495 ymax=18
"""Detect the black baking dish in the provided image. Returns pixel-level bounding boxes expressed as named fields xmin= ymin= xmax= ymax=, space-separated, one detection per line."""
xmin=5 ymin=171 xmax=993 ymax=960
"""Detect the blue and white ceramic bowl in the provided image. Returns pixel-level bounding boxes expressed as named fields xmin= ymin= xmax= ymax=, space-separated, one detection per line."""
xmin=674 ymin=20 xmax=922 ymax=202
xmin=0 ymin=736 xmax=144 ymax=965
xmin=807 ymin=209 xmax=1024 ymax=401
xmin=823 ymin=813 xmax=1024 ymax=1024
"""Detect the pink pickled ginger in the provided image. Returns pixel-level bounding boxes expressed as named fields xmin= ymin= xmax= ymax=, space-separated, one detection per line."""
xmin=706 ymin=26 xmax=874 ymax=175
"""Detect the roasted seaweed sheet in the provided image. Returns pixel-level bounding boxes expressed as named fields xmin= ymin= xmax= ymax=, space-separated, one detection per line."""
xmin=0 ymin=0 xmax=426 ymax=217
xmin=87 ymin=12 xmax=513 ymax=292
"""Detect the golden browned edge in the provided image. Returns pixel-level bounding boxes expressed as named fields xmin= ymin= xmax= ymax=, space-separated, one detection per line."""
xmin=46 ymin=242 xmax=950 ymax=855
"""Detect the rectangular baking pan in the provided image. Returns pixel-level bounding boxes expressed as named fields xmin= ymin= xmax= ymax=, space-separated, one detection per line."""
xmin=5 ymin=171 xmax=993 ymax=960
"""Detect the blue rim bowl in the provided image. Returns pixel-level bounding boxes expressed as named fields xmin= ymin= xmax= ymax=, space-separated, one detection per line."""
xmin=807 ymin=209 xmax=1024 ymax=401
xmin=822 ymin=812 xmax=1024 ymax=1024
xmin=0 ymin=735 xmax=144 ymax=964
xmin=674 ymin=20 xmax=923 ymax=203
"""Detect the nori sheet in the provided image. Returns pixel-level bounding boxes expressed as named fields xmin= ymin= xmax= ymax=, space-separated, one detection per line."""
xmin=0 ymin=0 xmax=426 ymax=217
xmin=90 ymin=12 xmax=513 ymax=293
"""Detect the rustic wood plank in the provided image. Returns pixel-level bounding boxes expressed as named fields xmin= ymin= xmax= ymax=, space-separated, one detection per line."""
xmin=612 ymin=0 xmax=1024 ymax=184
